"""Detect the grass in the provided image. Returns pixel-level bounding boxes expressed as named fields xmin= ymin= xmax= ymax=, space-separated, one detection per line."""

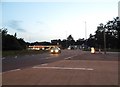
xmin=83 ymin=48 xmax=120 ymax=52
xmin=106 ymin=49 xmax=120 ymax=52
xmin=2 ymin=50 xmax=48 ymax=57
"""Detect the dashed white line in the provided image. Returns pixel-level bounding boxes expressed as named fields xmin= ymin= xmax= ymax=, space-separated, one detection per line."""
xmin=32 ymin=66 xmax=94 ymax=71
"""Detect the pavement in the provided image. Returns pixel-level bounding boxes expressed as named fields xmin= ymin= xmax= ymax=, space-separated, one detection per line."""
xmin=1 ymin=50 xmax=119 ymax=85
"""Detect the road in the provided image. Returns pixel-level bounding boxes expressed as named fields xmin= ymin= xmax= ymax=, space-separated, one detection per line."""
xmin=2 ymin=50 xmax=83 ymax=72
xmin=2 ymin=49 xmax=119 ymax=85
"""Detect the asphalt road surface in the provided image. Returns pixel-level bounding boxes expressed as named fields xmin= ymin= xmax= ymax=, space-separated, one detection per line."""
xmin=2 ymin=49 xmax=84 ymax=72
xmin=2 ymin=49 xmax=119 ymax=85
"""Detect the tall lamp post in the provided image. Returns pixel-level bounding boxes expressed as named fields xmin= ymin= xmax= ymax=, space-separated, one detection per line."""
xmin=84 ymin=21 xmax=87 ymax=49
xmin=85 ymin=21 xmax=87 ymax=40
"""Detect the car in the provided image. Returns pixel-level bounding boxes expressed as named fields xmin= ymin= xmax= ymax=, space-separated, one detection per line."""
xmin=50 ymin=47 xmax=61 ymax=54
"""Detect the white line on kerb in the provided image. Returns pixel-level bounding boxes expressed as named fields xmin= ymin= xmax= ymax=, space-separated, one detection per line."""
xmin=32 ymin=66 xmax=94 ymax=71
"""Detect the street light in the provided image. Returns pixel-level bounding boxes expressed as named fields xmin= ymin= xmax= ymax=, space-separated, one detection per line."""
xmin=85 ymin=21 xmax=87 ymax=39
xmin=84 ymin=21 xmax=88 ymax=49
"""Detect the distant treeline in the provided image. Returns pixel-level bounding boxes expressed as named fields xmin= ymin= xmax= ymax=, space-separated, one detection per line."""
xmin=1 ymin=17 xmax=119 ymax=51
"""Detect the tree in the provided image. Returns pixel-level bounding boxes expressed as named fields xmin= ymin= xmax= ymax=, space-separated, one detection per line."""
xmin=2 ymin=34 xmax=22 ymax=50
xmin=105 ymin=17 xmax=119 ymax=49
xmin=67 ymin=35 xmax=74 ymax=41
xmin=67 ymin=35 xmax=75 ymax=46
xmin=1 ymin=28 xmax=8 ymax=36
xmin=95 ymin=23 xmax=104 ymax=48
xmin=1 ymin=28 xmax=27 ymax=50
xmin=87 ymin=34 xmax=96 ymax=47
xmin=17 ymin=38 xmax=26 ymax=49
xmin=61 ymin=39 xmax=67 ymax=49
xmin=14 ymin=33 xmax=17 ymax=38
xmin=87 ymin=17 xmax=119 ymax=50
xmin=76 ymin=38 xmax=85 ymax=45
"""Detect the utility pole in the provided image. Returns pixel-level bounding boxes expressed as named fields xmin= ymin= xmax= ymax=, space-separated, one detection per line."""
xmin=103 ymin=25 xmax=106 ymax=54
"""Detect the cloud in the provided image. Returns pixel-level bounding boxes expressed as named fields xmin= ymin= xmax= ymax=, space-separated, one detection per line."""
xmin=7 ymin=20 xmax=26 ymax=32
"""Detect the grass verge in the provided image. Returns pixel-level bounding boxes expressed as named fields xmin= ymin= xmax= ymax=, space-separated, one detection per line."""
xmin=2 ymin=50 xmax=48 ymax=57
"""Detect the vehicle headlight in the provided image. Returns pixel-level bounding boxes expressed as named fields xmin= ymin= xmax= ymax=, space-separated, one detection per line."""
xmin=50 ymin=50 xmax=54 ymax=52
xmin=42 ymin=48 xmax=45 ymax=50
xmin=55 ymin=49 xmax=59 ymax=53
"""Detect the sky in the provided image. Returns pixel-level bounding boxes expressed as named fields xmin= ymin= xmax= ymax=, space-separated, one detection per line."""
xmin=1 ymin=0 xmax=119 ymax=42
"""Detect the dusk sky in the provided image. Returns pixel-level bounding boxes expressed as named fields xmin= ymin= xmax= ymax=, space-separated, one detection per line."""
xmin=1 ymin=0 xmax=119 ymax=42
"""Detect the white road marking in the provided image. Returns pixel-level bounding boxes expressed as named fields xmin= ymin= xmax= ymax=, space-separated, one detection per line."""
xmin=44 ymin=56 xmax=58 ymax=59
xmin=32 ymin=66 xmax=94 ymax=71
xmin=64 ymin=57 xmax=71 ymax=60
xmin=64 ymin=55 xmax=78 ymax=60
xmin=3 ymin=69 xmax=21 ymax=73
xmin=45 ymin=56 xmax=52 ymax=59
xmin=41 ymin=63 xmax=48 ymax=66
